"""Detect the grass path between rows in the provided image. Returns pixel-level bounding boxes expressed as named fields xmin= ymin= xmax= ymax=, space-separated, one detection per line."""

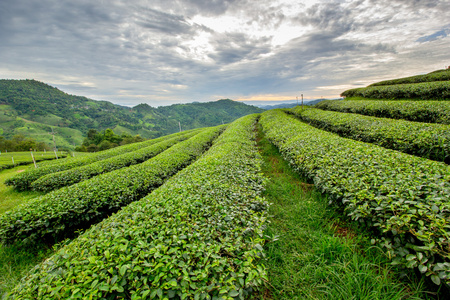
xmin=0 ymin=166 xmax=59 ymax=296
xmin=254 ymin=125 xmax=432 ymax=299
xmin=0 ymin=165 xmax=44 ymax=214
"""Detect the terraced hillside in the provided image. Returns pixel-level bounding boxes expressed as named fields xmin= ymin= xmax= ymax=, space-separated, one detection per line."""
xmin=1 ymin=71 xmax=450 ymax=299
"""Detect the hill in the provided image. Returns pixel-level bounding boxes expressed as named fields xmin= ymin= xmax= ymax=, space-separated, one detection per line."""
xmin=341 ymin=69 xmax=450 ymax=100
xmin=0 ymin=79 xmax=263 ymax=149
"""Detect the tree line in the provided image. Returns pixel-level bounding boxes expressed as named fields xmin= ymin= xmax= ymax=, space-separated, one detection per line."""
xmin=75 ymin=128 xmax=144 ymax=152
xmin=0 ymin=135 xmax=51 ymax=152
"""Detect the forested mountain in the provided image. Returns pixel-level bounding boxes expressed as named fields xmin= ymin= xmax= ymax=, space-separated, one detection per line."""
xmin=0 ymin=79 xmax=263 ymax=149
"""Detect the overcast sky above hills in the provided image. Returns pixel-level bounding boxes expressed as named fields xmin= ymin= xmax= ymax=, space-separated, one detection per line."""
xmin=1 ymin=0 xmax=449 ymax=107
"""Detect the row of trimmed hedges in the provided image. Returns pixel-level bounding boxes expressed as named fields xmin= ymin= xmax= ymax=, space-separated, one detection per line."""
xmin=30 ymin=130 xmax=200 ymax=192
xmin=315 ymin=100 xmax=450 ymax=124
xmin=0 ymin=126 xmax=225 ymax=245
xmin=0 ymin=152 xmax=66 ymax=171
xmin=369 ymin=69 xmax=450 ymax=86
xmin=289 ymin=107 xmax=450 ymax=163
xmin=4 ymin=129 xmax=201 ymax=190
xmin=6 ymin=114 xmax=268 ymax=299
xmin=341 ymin=81 xmax=450 ymax=100
xmin=260 ymin=109 xmax=450 ymax=286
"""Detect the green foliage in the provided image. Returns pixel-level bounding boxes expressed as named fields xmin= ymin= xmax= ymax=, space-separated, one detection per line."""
xmin=77 ymin=128 xmax=144 ymax=152
xmin=5 ymin=130 xmax=197 ymax=190
xmin=6 ymin=115 xmax=267 ymax=299
xmin=289 ymin=106 xmax=450 ymax=163
xmin=256 ymin=129 xmax=425 ymax=299
xmin=0 ymin=126 xmax=224 ymax=245
xmin=259 ymin=109 xmax=450 ymax=286
xmin=369 ymin=69 xmax=450 ymax=86
xmin=0 ymin=80 xmax=263 ymax=147
xmin=341 ymin=81 xmax=450 ymax=100
xmin=315 ymin=100 xmax=450 ymax=124
xmin=30 ymin=129 xmax=201 ymax=192
xmin=0 ymin=135 xmax=51 ymax=152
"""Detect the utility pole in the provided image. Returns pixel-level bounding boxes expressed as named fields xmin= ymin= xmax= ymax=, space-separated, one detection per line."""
xmin=301 ymin=94 xmax=304 ymax=109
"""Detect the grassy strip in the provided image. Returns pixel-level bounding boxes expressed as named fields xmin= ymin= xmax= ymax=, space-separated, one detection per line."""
xmin=315 ymin=99 xmax=450 ymax=124
xmin=341 ymin=81 xmax=450 ymax=100
xmin=0 ymin=125 xmax=225 ymax=245
xmin=289 ymin=106 xmax=450 ymax=163
xmin=255 ymin=126 xmax=426 ymax=299
xmin=30 ymin=130 xmax=200 ymax=192
xmin=0 ymin=166 xmax=44 ymax=215
xmin=0 ymin=166 xmax=56 ymax=296
xmin=6 ymin=114 xmax=267 ymax=299
xmin=5 ymin=129 xmax=201 ymax=191
xmin=260 ymin=109 xmax=450 ymax=286
xmin=0 ymin=240 xmax=60 ymax=298
xmin=369 ymin=69 xmax=450 ymax=86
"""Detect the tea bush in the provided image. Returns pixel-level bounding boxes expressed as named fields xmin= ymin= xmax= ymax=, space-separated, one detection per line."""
xmin=289 ymin=106 xmax=450 ymax=163
xmin=260 ymin=109 xmax=450 ymax=286
xmin=0 ymin=126 xmax=224 ymax=245
xmin=7 ymin=115 xmax=267 ymax=299
xmin=315 ymin=100 xmax=450 ymax=124
xmin=30 ymin=130 xmax=200 ymax=192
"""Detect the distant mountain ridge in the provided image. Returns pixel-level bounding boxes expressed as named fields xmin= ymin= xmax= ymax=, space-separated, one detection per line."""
xmin=257 ymin=98 xmax=328 ymax=110
xmin=0 ymin=79 xmax=263 ymax=149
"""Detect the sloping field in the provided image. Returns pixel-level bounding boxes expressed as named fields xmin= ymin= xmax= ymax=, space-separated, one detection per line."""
xmin=260 ymin=109 xmax=450 ymax=286
xmin=315 ymin=99 xmax=450 ymax=124
xmin=6 ymin=115 xmax=268 ymax=299
xmin=289 ymin=106 xmax=450 ymax=163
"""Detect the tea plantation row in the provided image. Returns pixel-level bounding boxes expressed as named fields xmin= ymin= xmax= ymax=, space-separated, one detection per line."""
xmin=30 ymin=130 xmax=200 ymax=192
xmin=0 ymin=152 xmax=66 ymax=171
xmin=5 ymin=128 xmax=201 ymax=191
xmin=0 ymin=126 xmax=225 ymax=245
xmin=289 ymin=106 xmax=450 ymax=163
xmin=6 ymin=114 xmax=268 ymax=300
xmin=260 ymin=109 xmax=450 ymax=285
xmin=369 ymin=69 xmax=450 ymax=86
xmin=341 ymin=81 xmax=450 ymax=100
xmin=315 ymin=99 xmax=450 ymax=124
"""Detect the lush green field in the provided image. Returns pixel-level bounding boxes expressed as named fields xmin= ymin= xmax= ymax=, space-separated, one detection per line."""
xmin=289 ymin=106 xmax=450 ymax=163
xmin=260 ymin=109 xmax=450 ymax=287
xmin=341 ymin=80 xmax=450 ymax=100
xmin=1 ymin=109 xmax=449 ymax=298
xmin=369 ymin=69 xmax=450 ymax=86
xmin=0 ymin=126 xmax=225 ymax=245
xmin=315 ymin=99 xmax=450 ymax=124
xmin=255 ymin=126 xmax=427 ymax=299
xmin=0 ymin=151 xmax=66 ymax=171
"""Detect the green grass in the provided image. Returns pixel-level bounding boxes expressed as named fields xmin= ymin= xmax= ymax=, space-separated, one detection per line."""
xmin=0 ymin=166 xmax=44 ymax=214
xmin=254 ymin=126 xmax=430 ymax=299
xmin=0 ymin=166 xmax=58 ymax=297
xmin=0 ymin=240 xmax=61 ymax=298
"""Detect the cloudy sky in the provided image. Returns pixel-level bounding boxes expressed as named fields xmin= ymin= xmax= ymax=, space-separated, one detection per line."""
xmin=1 ymin=0 xmax=449 ymax=107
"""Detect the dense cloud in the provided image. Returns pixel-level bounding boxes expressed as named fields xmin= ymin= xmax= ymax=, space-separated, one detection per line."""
xmin=0 ymin=0 xmax=449 ymax=106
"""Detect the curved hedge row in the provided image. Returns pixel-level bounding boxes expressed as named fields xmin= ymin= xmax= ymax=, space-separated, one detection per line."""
xmin=0 ymin=125 xmax=225 ymax=245
xmin=289 ymin=107 xmax=450 ymax=163
xmin=341 ymin=81 xmax=450 ymax=100
xmin=260 ymin=109 xmax=450 ymax=286
xmin=315 ymin=100 xmax=450 ymax=124
xmin=369 ymin=70 xmax=450 ymax=86
xmin=30 ymin=130 xmax=200 ymax=192
xmin=7 ymin=115 xmax=268 ymax=300
xmin=4 ymin=129 xmax=201 ymax=191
